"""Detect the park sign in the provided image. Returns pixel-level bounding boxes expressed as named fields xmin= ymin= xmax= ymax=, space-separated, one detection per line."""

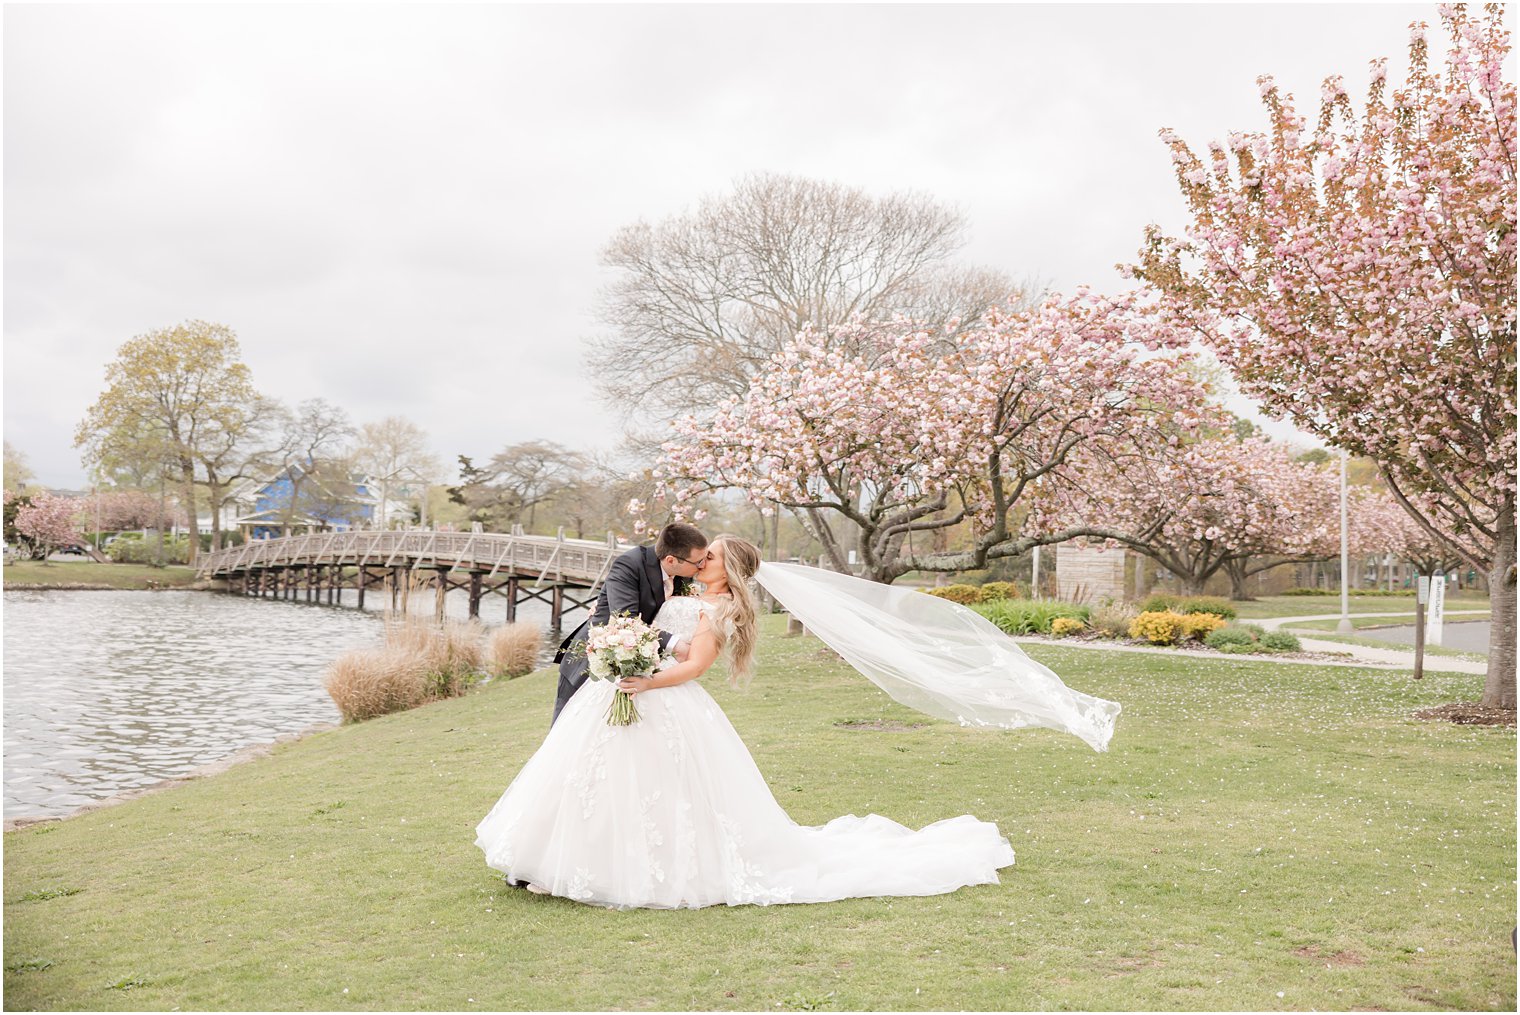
xmin=1424 ymin=570 xmax=1446 ymax=647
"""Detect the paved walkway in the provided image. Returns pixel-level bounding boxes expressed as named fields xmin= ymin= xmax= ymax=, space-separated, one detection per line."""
xmin=1259 ymin=610 xmax=1491 ymax=675
xmin=1010 ymin=609 xmax=1491 ymax=675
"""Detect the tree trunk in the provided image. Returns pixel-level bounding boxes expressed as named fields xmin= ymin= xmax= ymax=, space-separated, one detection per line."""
xmin=1181 ymin=575 xmax=1208 ymax=595
xmin=206 ymin=479 xmax=224 ymax=552
xmin=1480 ymin=502 xmax=1516 ymax=709
xmin=179 ymin=459 xmax=200 ymax=565
xmin=1223 ymin=559 xmax=1254 ymax=601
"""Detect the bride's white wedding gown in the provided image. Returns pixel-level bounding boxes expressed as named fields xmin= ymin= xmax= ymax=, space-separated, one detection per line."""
xmin=475 ymin=596 xmax=1015 ymax=909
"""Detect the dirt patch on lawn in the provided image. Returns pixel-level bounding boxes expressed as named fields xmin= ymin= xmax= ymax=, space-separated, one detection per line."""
xmin=1412 ymin=702 xmax=1517 ymax=727
xmin=832 ymin=719 xmax=928 ymax=732
xmin=1293 ymin=945 xmax=1365 ymax=967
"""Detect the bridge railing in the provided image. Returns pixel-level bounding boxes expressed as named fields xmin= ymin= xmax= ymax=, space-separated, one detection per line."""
xmin=197 ymin=529 xmax=631 ymax=587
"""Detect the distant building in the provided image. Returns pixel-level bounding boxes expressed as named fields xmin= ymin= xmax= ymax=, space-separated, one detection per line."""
xmin=206 ymin=463 xmax=412 ymax=540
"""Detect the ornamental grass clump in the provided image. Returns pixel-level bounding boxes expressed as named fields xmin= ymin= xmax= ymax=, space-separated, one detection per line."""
xmin=922 ymin=584 xmax=982 ymax=605
xmin=485 ymin=623 xmax=542 ymax=679
xmin=1088 ymin=600 xmax=1139 ymax=639
xmin=325 ymin=615 xmax=489 ymax=722
xmin=324 ymin=648 xmax=430 ymax=722
xmin=386 ymin=614 xmax=485 ymax=699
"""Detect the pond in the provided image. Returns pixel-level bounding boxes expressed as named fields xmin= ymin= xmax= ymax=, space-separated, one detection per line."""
xmin=2 ymin=589 xmax=585 ymax=822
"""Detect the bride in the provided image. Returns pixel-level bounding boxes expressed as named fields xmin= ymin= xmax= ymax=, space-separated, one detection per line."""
xmin=476 ymin=534 xmax=1117 ymax=909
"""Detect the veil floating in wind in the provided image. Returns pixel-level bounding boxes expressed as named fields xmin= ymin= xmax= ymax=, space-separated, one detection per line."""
xmin=752 ymin=562 xmax=1120 ymax=752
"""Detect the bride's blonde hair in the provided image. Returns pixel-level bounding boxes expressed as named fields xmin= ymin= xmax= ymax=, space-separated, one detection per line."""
xmin=705 ymin=535 xmax=761 ymax=688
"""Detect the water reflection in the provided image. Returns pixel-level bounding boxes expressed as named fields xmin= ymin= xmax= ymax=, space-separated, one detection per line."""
xmin=2 ymin=588 xmax=586 ymax=821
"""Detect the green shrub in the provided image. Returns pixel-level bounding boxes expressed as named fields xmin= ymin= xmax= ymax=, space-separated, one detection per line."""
xmin=922 ymin=584 xmax=982 ymax=605
xmin=974 ymin=598 xmax=1090 ymax=635
xmin=1260 ymin=630 xmax=1302 ymax=652
xmin=1129 ymin=610 xmax=1186 ymax=645
xmin=106 ymin=533 xmax=191 ymax=564
xmin=1204 ymin=626 xmax=1258 ymax=649
xmin=978 ymin=581 xmax=1020 ymax=602
xmin=1217 ymin=642 xmax=1259 ymax=654
xmin=1050 ymin=616 xmax=1086 ymax=638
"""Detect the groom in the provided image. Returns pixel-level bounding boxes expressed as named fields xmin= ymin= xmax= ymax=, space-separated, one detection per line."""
xmin=552 ymin=521 xmax=710 ymax=724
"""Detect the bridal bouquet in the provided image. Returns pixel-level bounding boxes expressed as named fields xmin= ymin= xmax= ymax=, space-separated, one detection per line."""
xmin=585 ymin=613 xmax=663 ymax=726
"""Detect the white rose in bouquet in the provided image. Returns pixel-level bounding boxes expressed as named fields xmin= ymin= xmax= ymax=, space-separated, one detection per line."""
xmin=584 ymin=613 xmax=664 ymax=725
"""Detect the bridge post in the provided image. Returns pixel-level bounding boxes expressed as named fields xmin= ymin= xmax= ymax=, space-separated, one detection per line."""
xmin=551 ymin=585 xmax=564 ymax=637
xmin=399 ymin=568 xmax=411 ymax=615
xmin=434 ymin=566 xmax=449 ymax=622
xmin=468 ymin=571 xmax=483 ymax=619
xmin=357 ymin=567 xmax=367 ymax=610
xmin=505 ymin=577 xmax=519 ymax=623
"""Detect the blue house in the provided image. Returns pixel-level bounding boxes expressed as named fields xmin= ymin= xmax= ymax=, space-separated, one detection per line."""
xmin=228 ymin=462 xmax=407 ymax=539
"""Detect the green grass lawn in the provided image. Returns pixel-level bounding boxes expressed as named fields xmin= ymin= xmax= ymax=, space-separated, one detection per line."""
xmin=4 ymin=617 xmax=1514 ymax=1011
xmin=1231 ymin=593 xmax=1490 ymax=620
xmin=2 ymin=560 xmax=200 ymax=590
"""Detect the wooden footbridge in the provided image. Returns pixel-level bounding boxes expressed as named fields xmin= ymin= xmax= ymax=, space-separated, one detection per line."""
xmin=196 ymin=528 xmax=631 ymax=630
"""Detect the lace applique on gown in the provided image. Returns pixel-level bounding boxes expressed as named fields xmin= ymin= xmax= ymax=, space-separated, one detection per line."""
xmin=475 ymin=595 xmax=1015 ymax=909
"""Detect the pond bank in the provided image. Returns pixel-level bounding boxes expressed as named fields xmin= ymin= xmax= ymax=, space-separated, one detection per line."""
xmin=2 ymin=561 xmax=202 ymax=590
xmin=1 ymin=721 xmax=337 ymax=832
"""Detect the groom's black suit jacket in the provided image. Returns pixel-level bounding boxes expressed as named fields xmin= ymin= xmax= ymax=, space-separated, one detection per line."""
xmin=552 ymin=544 xmax=691 ymax=724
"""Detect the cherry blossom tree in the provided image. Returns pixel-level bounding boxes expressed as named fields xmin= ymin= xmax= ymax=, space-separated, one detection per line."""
xmin=14 ymin=492 xmax=84 ymax=562
xmin=1031 ymin=436 xmax=1340 ymax=598
xmin=1352 ymin=485 xmax=1466 ymax=582
xmin=79 ymin=489 xmax=186 ymax=533
xmin=1132 ymin=6 xmax=1516 ymax=706
xmin=652 ymin=291 xmax=1215 ymax=583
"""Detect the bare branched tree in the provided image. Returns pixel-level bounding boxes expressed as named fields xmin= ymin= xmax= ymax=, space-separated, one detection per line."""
xmin=589 ymin=172 xmax=1027 ymax=428
xmin=356 ymin=416 xmax=442 ymax=529
xmin=271 ymin=398 xmax=356 ymax=532
xmin=449 ymin=441 xmax=588 ymax=533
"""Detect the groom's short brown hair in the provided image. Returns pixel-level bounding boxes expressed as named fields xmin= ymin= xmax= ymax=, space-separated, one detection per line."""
xmin=655 ymin=522 xmax=707 ymax=560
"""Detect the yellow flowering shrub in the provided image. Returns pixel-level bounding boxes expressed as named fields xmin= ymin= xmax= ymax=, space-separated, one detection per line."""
xmin=921 ymin=584 xmax=981 ymax=605
xmin=1129 ymin=610 xmax=1186 ymax=645
xmin=978 ymin=581 xmax=1020 ymax=602
xmin=1179 ymin=612 xmax=1228 ymax=641
xmin=1050 ymin=616 xmax=1086 ymax=638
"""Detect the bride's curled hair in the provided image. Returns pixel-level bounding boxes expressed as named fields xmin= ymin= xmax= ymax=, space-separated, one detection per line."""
xmin=706 ymin=535 xmax=761 ymax=688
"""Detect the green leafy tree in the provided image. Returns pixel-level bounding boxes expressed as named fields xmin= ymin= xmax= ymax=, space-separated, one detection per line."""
xmin=75 ymin=321 xmax=260 ymax=565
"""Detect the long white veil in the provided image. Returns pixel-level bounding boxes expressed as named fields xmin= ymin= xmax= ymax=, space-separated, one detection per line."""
xmin=752 ymin=562 xmax=1120 ymax=752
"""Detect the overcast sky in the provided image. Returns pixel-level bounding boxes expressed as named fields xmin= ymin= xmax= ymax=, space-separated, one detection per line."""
xmin=4 ymin=2 xmax=1460 ymax=490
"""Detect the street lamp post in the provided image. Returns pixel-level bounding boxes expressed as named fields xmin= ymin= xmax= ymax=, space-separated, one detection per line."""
xmin=1338 ymin=448 xmax=1353 ymax=634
